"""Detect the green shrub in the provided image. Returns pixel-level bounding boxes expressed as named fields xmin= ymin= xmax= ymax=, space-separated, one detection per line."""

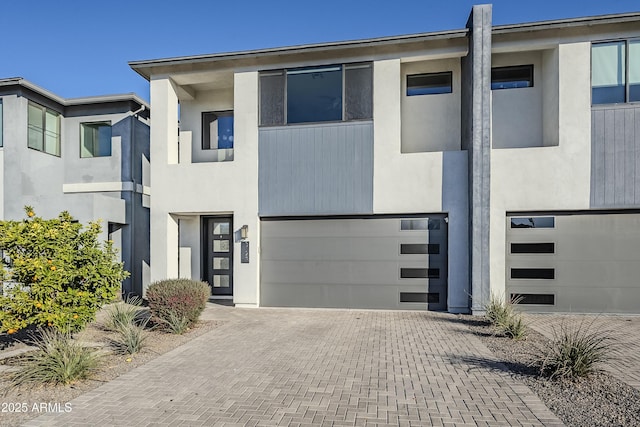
xmin=146 ymin=279 xmax=209 ymax=329
xmin=10 ymin=328 xmax=99 ymax=386
xmin=110 ymin=319 xmax=148 ymax=355
xmin=161 ymin=310 xmax=191 ymax=335
xmin=498 ymin=312 xmax=527 ymax=340
xmin=485 ymin=293 xmax=511 ymax=326
xmin=539 ymin=320 xmax=614 ymax=379
xmin=105 ymin=296 xmax=143 ymax=333
xmin=484 ymin=293 xmax=527 ymax=339
xmin=0 ymin=207 xmax=128 ymax=333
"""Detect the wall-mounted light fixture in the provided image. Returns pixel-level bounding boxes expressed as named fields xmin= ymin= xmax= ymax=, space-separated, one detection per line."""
xmin=240 ymin=225 xmax=249 ymax=240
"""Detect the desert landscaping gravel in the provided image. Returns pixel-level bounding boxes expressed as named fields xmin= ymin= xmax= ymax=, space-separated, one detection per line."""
xmin=0 ymin=307 xmax=221 ymax=427
xmin=466 ymin=317 xmax=640 ymax=427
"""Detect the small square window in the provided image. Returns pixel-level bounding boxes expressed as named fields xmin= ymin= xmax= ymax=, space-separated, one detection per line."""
xmin=80 ymin=122 xmax=112 ymax=157
xmin=491 ymin=65 xmax=533 ymax=90
xmin=203 ymin=111 xmax=234 ymax=161
xmin=407 ymin=72 xmax=452 ymax=96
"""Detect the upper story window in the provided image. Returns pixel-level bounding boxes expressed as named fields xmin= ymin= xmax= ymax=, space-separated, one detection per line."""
xmin=80 ymin=122 xmax=112 ymax=157
xmin=406 ymin=72 xmax=452 ymax=96
xmin=202 ymin=111 xmax=234 ymax=161
xmin=259 ymin=62 xmax=372 ymax=126
xmin=491 ymin=65 xmax=533 ymax=90
xmin=28 ymin=102 xmax=60 ymax=156
xmin=592 ymin=40 xmax=640 ymax=105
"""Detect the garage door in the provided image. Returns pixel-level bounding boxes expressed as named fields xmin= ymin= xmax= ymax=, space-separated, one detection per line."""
xmin=260 ymin=216 xmax=448 ymax=310
xmin=506 ymin=212 xmax=640 ymax=313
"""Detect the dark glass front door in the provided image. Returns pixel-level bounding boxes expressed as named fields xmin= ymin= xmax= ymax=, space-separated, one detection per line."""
xmin=204 ymin=216 xmax=233 ymax=296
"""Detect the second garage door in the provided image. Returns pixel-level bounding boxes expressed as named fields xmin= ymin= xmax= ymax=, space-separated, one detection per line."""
xmin=260 ymin=216 xmax=448 ymax=310
xmin=506 ymin=212 xmax=640 ymax=313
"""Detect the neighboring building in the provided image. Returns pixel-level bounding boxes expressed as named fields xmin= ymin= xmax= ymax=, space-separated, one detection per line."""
xmin=0 ymin=78 xmax=150 ymax=296
xmin=130 ymin=5 xmax=640 ymax=314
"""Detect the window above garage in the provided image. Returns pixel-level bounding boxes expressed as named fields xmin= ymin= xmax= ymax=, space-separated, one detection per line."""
xmin=259 ymin=63 xmax=372 ymax=126
xmin=592 ymin=39 xmax=640 ymax=105
xmin=491 ymin=65 xmax=533 ymax=90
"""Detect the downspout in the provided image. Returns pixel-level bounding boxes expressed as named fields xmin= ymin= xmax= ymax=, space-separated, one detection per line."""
xmin=128 ymin=106 xmax=138 ymax=295
xmin=127 ymin=102 xmax=149 ymax=295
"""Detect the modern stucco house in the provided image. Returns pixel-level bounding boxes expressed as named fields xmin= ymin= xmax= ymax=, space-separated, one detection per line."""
xmin=0 ymin=78 xmax=150 ymax=296
xmin=130 ymin=4 xmax=640 ymax=314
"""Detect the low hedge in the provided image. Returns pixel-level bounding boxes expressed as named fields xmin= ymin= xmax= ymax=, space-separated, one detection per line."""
xmin=146 ymin=279 xmax=210 ymax=328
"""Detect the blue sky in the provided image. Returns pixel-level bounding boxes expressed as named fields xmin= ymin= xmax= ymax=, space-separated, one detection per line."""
xmin=1 ymin=0 xmax=638 ymax=102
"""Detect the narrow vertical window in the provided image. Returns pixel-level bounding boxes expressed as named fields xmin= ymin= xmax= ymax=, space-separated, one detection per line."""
xmin=259 ymin=71 xmax=285 ymax=126
xmin=345 ymin=63 xmax=373 ymax=120
xmin=27 ymin=102 xmax=60 ymax=156
xmin=80 ymin=122 xmax=112 ymax=157
xmin=592 ymin=41 xmax=626 ymax=104
xmin=630 ymin=40 xmax=640 ymax=102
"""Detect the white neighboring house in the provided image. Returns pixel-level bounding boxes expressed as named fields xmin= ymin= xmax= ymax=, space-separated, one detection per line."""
xmin=0 ymin=78 xmax=150 ymax=296
xmin=130 ymin=5 xmax=640 ymax=314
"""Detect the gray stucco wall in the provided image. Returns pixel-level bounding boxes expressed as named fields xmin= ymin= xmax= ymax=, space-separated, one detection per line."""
xmin=0 ymin=92 xmax=149 ymax=296
xmin=462 ymin=5 xmax=493 ymax=313
xmin=591 ymin=104 xmax=640 ymax=207
xmin=259 ymin=122 xmax=374 ymax=216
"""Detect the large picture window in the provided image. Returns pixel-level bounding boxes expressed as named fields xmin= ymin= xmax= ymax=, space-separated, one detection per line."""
xmin=259 ymin=62 xmax=372 ymax=126
xmin=80 ymin=122 xmax=112 ymax=157
xmin=592 ymin=40 xmax=640 ymax=104
xmin=28 ymin=102 xmax=60 ymax=156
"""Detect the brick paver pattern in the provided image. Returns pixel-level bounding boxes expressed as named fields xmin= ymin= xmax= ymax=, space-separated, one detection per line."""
xmin=25 ymin=307 xmax=563 ymax=426
xmin=526 ymin=314 xmax=640 ymax=390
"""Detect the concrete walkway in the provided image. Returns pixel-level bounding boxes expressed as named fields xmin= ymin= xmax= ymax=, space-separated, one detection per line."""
xmin=26 ymin=306 xmax=562 ymax=427
xmin=526 ymin=313 xmax=640 ymax=390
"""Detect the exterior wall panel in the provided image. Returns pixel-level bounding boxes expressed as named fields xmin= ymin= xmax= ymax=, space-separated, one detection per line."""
xmin=591 ymin=105 xmax=640 ymax=207
xmin=259 ymin=122 xmax=373 ymax=216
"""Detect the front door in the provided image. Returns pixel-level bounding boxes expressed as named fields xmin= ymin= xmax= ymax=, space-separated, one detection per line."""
xmin=204 ymin=216 xmax=233 ymax=297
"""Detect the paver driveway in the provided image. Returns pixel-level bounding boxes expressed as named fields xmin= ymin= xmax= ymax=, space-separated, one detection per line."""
xmin=25 ymin=306 xmax=562 ymax=426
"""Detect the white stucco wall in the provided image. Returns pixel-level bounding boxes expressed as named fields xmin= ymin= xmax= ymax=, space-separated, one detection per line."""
xmin=149 ymin=72 xmax=260 ymax=306
xmin=401 ymin=58 xmax=461 ymax=153
xmin=491 ymin=51 xmax=543 ymax=148
xmin=373 ymin=59 xmax=469 ymax=313
xmin=490 ymin=42 xmax=592 ymax=295
xmin=179 ymin=88 xmax=234 ymax=163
